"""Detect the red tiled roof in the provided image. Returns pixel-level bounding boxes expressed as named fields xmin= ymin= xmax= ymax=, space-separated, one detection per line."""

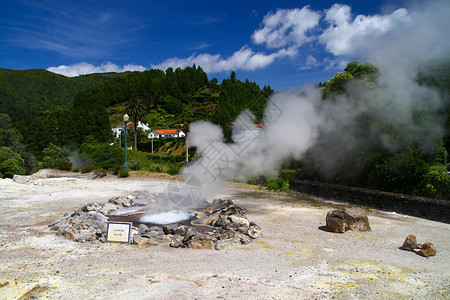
xmin=153 ymin=129 xmax=179 ymax=134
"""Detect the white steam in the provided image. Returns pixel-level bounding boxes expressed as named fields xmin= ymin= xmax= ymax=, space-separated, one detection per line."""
xmin=175 ymin=1 xmax=449 ymax=203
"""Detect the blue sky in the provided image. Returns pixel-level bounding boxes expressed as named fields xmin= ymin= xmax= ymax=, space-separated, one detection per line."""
xmin=0 ymin=0 xmax=443 ymax=90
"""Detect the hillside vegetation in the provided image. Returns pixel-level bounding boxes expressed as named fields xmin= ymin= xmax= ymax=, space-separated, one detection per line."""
xmin=0 ymin=62 xmax=449 ymax=199
xmin=0 ymin=69 xmax=122 ymax=122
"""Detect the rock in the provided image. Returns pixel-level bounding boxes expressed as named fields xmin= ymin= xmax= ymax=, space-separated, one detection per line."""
xmin=194 ymin=211 xmax=221 ymax=226
xmin=98 ymin=203 xmax=121 ymax=215
xmin=234 ymin=232 xmax=252 ymax=245
xmin=131 ymin=197 xmax=152 ymax=206
xmin=187 ymin=233 xmax=216 ymax=249
xmin=400 ymin=234 xmax=419 ymax=251
xmin=142 ymin=231 xmax=160 ymax=238
xmin=149 ymin=225 xmax=162 ymax=231
xmin=228 ymin=215 xmax=250 ymax=228
xmin=133 ymin=235 xmax=158 ymax=246
xmin=56 ymin=214 xmax=107 ymax=242
xmin=108 ymin=197 xmax=131 ymax=207
xmin=183 ymin=227 xmax=198 ymax=242
xmin=215 ymin=237 xmax=241 ymax=250
xmin=172 ymin=225 xmax=189 ymax=236
xmin=82 ymin=203 xmax=101 ymax=212
xmin=326 ymin=208 xmax=371 ymax=233
xmin=137 ymin=224 xmax=149 ymax=235
xmin=420 ymin=242 xmax=436 ymax=257
xmin=212 ymin=216 xmax=227 ymax=228
xmin=12 ymin=175 xmax=33 ymax=184
xmin=246 ymin=222 xmax=262 ymax=239
xmin=163 ymin=224 xmax=180 ymax=235
xmin=169 ymin=234 xmax=185 ymax=248
xmin=214 ymin=229 xmax=235 ymax=240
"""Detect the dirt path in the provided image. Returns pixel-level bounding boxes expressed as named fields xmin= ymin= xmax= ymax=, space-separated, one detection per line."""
xmin=0 ymin=172 xmax=449 ymax=299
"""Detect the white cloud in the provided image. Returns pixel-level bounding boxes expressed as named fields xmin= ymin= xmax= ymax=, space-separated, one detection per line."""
xmin=151 ymin=46 xmax=296 ymax=73
xmin=47 ymin=62 xmax=146 ymax=77
xmin=299 ymin=55 xmax=320 ymax=70
xmin=319 ymin=4 xmax=410 ymax=56
xmin=251 ymin=6 xmax=321 ymax=49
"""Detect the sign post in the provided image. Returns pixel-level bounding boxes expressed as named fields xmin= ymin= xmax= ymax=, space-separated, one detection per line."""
xmin=106 ymin=222 xmax=132 ymax=243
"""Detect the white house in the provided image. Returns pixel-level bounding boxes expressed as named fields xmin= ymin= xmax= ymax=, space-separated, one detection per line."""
xmin=149 ymin=129 xmax=185 ymax=138
xmin=112 ymin=121 xmax=151 ymax=138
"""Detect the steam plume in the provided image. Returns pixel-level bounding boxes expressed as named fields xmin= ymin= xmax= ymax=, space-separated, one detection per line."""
xmin=176 ymin=1 xmax=449 ymax=203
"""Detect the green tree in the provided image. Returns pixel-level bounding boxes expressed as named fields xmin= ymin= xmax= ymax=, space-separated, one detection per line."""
xmin=321 ymin=72 xmax=354 ymax=98
xmin=230 ymin=71 xmax=236 ymax=83
xmin=0 ymin=146 xmax=26 ymax=178
xmin=126 ymin=98 xmax=147 ymax=151
xmin=40 ymin=143 xmax=72 ymax=170
xmin=162 ymin=95 xmax=184 ymax=115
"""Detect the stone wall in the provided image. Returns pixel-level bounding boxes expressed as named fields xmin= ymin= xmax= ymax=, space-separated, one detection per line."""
xmin=289 ymin=180 xmax=450 ymax=223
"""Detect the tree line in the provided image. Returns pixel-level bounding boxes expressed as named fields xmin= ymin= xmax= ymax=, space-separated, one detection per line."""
xmin=0 ymin=61 xmax=448 ymax=199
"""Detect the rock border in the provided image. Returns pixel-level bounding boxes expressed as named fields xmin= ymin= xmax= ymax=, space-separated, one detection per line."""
xmin=49 ymin=198 xmax=262 ymax=250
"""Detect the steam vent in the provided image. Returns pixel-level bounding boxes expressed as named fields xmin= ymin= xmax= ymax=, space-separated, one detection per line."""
xmin=49 ymin=197 xmax=262 ymax=250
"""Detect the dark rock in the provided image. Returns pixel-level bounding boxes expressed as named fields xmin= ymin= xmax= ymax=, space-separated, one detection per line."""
xmin=420 ymin=242 xmax=436 ymax=257
xmin=82 ymin=203 xmax=101 ymax=212
xmin=214 ymin=229 xmax=235 ymax=240
xmin=163 ymin=224 xmax=180 ymax=235
xmin=183 ymin=227 xmax=198 ymax=242
xmin=225 ymin=222 xmax=240 ymax=231
xmin=108 ymin=197 xmax=131 ymax=207
xmin=169 ymin=234 xmax=185 ymax=248
xmin=98 ymin=203 xmax=120 ymax=215
xmin=194 ymin=212 xmax=221 ymax=226
xmin=172 ymin=225 xmax=189 ymax=236
xmin=326 ymin=208 xmax=371 ymax=233
xmin=137 ymin=224 xmax=149 ymax=235
xmin=400 ymin=234 xmax=419 ymax=251
xmin=187 ymin=233 xmax=216 ymax=249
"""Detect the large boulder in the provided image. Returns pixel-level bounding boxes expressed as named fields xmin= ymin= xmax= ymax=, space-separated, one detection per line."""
xmin=52 ymin=212 xmax=108 ymax=242
xmin=400 ymin=234 xmax=419 ymax=251
xmin=326 ymin=208 xmax=371 ymax=233
xmin=420 ymin=242 xmax=437 ymax=257
xmin=186 ymin=233 xmax=216 ymax=249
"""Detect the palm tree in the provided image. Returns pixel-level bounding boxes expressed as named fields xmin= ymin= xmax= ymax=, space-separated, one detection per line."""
xmin=126 ymin=98 xmax=146 ymax=151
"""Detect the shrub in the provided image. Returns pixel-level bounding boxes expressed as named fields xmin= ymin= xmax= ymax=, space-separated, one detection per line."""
xmin=267 ymin=181 xmax=280 ymax=191
xmin=118 ymin=169 xmax=129 ymax=178
xmin=129 ymin=159 xmax=143 ymax=171
xmin=0 ymin=147 xmax=26 ymax=178
xmin=81 ymin=164 xmax=100 ymax=173
xmin=109 ymin=165 xmax=122 ymax=175
xmin=266 ymin=177 xmax=283 ymax=191
xmin=73 ymin=167 xmax=80 ymax=172
xmin=248 ymin=176 xmax=267 ymax=186
xmin=280 ymin=170 xmax=296 ymax=182
xmin=0 ymin=158 xmax=26 ymax=178
xmin=93 ymin=168 xmax=107 ymax=178
xmin=167 ymin=163 xmax=181 ymax=175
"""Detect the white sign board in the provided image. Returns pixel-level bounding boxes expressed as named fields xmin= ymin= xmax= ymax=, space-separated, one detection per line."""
xmin=106 ymin=222 xmax=132 ymax=243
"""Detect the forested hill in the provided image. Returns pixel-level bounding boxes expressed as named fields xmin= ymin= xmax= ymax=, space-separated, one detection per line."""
xmin=0 ymin=68 xmax=121 ymax=122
